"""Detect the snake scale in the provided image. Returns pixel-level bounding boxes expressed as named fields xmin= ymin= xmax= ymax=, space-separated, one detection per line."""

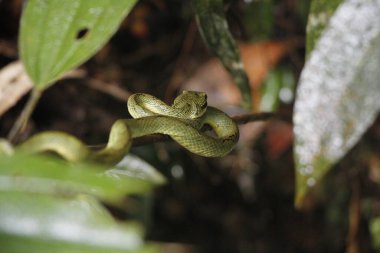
xmin=17 ymin=91 xmax=239 ymax=164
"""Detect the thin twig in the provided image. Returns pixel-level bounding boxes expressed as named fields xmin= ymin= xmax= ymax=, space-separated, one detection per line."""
xmin=8 ymin=88 xmax=42 ymax=143
xmin=86 ymin=78 xmax=131 ymax=102
xmin=233 ymin=112 xmax=292 ymax=125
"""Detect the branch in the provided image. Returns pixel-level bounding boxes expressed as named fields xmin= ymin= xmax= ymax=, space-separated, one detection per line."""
xmin=232 ymin=112 xmax=292 ymax=125
xmin=132 ymin=111 xmax=292 ymax=147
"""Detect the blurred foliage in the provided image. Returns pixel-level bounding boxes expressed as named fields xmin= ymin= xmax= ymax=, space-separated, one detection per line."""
xmin=259 ymin=67 xmax=295 ymax=112
xmin=0 ymin=154 xmax=161 ymax=252
xmin=370 ymin=217 xmax=380 ymax=250
xmin=193 ymin=0 xmax=252 ymax=109
xmin=243 ymin=0 xmax=275 ymax=40
xmin=0 ymin=0 xmax=380 ymax=252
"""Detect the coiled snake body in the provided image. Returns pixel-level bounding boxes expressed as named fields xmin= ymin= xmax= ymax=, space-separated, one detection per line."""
xmin=18 ymin=91 xmax=239 ymax=164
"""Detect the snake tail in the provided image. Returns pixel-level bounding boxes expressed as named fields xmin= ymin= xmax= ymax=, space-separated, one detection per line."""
xmin=17 ymin=131 xmax=90 ymax=162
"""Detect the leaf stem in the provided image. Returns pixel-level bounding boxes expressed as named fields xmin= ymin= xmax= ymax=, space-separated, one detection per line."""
xmin=8 ymin=88 xmax=42 ymax=143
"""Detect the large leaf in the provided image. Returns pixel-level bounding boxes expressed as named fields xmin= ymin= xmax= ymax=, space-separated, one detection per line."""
xmin=306 ymin=0 xmax=342 ymax=56
xmin=293 ymin=0 xmax=380 ymax=206
xmin=20 ymin=0 xmax=137 ymax=88
xmin=193 ymin=0 xmax=252 ymax=109
xmin=0 ymin=154 xmax=153 ymax=203
xmin=0 ymin=192 xmax=158 ymax=253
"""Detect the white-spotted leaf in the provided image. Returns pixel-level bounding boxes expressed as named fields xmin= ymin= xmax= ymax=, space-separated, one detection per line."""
xmin=294 ymin=0 xmax=380 ymax=206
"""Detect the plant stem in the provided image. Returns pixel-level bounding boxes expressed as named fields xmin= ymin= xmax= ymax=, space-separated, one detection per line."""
xmin=8 ymin=88 xmax=42 ymax=143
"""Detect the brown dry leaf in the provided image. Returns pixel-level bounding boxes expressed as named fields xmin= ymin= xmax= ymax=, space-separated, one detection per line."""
xmin=0 ymin=62 xmax=86 ymax=117
xmin=0 ymin=40 xmax=18 ymax=58
xmin=122 ymin=3 xmax=151 ymax=39
xmin=265 ymin=121 xmax=293 ymax=159
xmin=182 ymin=40 xmax=290 ymax=111
xmin=182 ymin=58 xmax=241 ymax=108
xmin=241 ymin=41 xmax=290 ymax=110
xmin=0 ymin=61 xmax=33 ymax=116
xmin=369 ymin=155 xmax=380 ymax=184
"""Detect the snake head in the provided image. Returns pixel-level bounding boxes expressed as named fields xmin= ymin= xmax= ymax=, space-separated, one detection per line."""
xmin=174 ymin=91 xmax=208 ymax=119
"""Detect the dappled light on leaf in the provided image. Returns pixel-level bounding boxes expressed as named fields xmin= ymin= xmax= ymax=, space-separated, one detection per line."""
xmin=0 ymin=192 xmax=158 ymax=253
xmin=294 ymin=0 xmax=380 ymax=207
xmin=0 ymin=154 xmax=153 ymax=202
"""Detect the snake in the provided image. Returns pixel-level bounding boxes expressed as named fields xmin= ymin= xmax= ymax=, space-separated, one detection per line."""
xmin=17 ymin=91 xmax=239 ymax=165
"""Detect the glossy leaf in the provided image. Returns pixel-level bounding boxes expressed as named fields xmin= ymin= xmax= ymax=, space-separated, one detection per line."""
xmin=0 ymin=154 xmax=153 ymax=202
xmin=20 ymin=0 xmax=137 ymax=88
xmin=306 ymin=0 xmax=342 ymax=56
xmin=0 ymin=192 xmax=158 ymax=253
xmin=293 ymin=0 xmax=380 ymax=206
xmin=193 ymin=0 xmax=252 ymax=109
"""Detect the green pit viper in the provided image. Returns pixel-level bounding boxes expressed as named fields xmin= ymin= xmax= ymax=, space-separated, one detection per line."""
xmin=17 ymin=91 xmax=239 ymax=164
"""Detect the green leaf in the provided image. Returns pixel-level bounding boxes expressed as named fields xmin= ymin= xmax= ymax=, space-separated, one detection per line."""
xmin=0 ymin=154 xmax=153 ymax=202
xmin=306 ymin=0 xmax=342 ymax=56
xmin=20 ymin=0 xmax=137 ymax=88
xmin=370 ymin=217 xmax=380 ymax=250
xmin=243 ymin=0 xmax=275 ymax=40
xmin=0 ymin=192 xmax=159 ymax=253
xmin=0 ymin=139 xmax=14 ymax=156
xmin=193 ymin=0 xmax=252 ymax=110
xmin=293 ymin=0 xmax=380 ymax=207
xmin=108 ymin=154 xmax=167 ymax=186
xmin=260 ymin=67 xmax=295 ymax=112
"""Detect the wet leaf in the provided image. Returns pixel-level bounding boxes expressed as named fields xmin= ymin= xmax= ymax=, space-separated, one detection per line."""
xmin=306 ymin=0 xmax=342 ymax=56
xmin=0 ymin=192 xmax=159 ymax=253
xmin=193 ymin=0 xmax=252 ymax=110
xmin=294 ymin=0 xmax=380 ymax=207
xmin=20 ymin=0 xmax=137 ymax=89
xmin=0 ymin=154 xmax=153 ymax=203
